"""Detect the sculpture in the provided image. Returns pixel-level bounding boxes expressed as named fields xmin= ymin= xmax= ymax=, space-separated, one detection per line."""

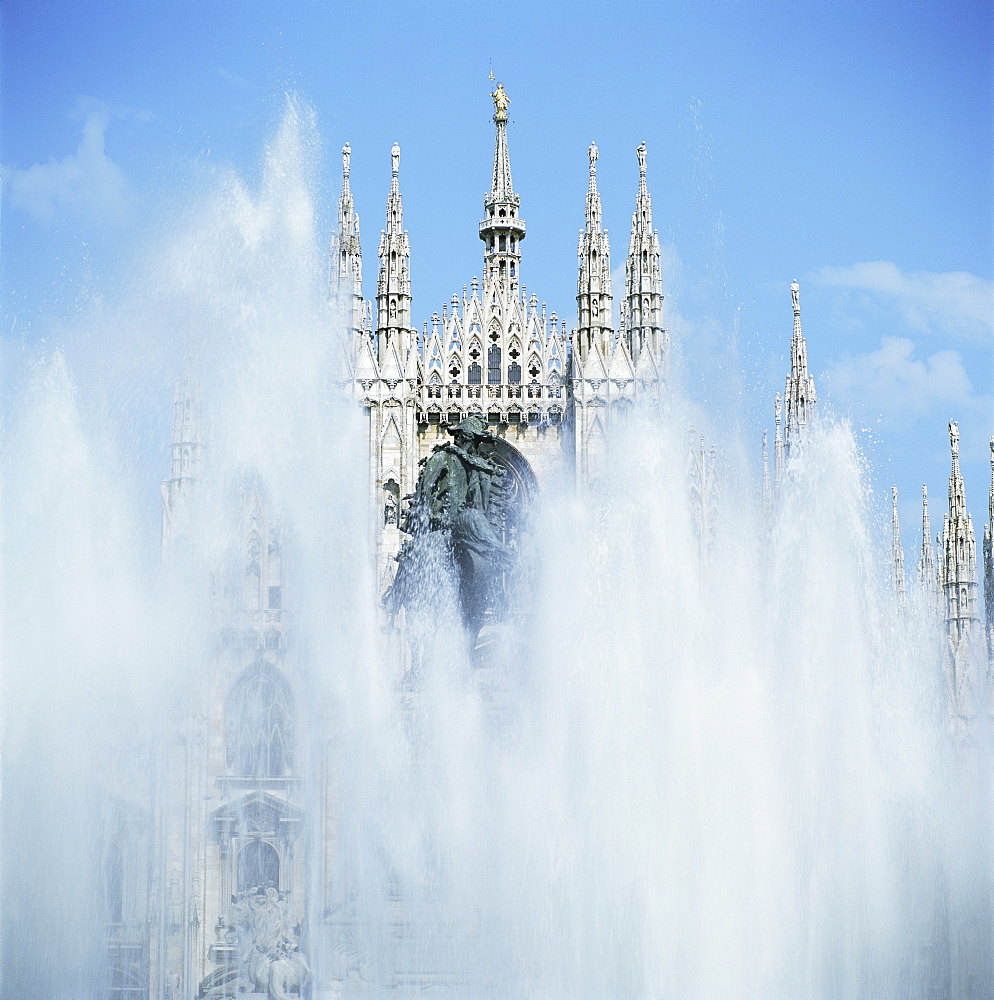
xmin=202 ymin=884 xmax=310 ymax=1000
xmin=385 ymin=416 xmax=515 ymax=636
xmin=491 ymin=82 xmax=510 ymax=120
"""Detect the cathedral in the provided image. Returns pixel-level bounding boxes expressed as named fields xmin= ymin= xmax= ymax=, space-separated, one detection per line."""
xmin=334 ymin=84 xmax=666 ymax=597
xmin=102 ymin=87 xmax=993 ymax=1000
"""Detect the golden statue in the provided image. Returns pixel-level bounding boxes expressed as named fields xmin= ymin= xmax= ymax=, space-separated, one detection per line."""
xmin=491 ymin=82 xmax=510 ymax=121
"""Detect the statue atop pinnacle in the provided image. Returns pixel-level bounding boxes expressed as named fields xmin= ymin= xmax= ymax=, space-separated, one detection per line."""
xmin=491 ymin=82 xmax=510 ymax=121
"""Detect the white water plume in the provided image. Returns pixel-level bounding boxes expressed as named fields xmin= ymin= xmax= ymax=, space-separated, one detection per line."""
xmin=2 ymin=100 xmax=991 ymax=1000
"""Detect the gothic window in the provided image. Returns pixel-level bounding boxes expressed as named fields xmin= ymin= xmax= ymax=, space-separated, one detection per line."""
xmin=592 ymin=299 xmax=599 ymax=318
xmin=267 ymin=534 xmax=281 ymax=608
xmin=508 ymin=362 xmax=521 ymax=384
xmin=510 ymin=265 xmax=515 ymax=277
xmin=237 ymin=840 xmax=280 ymax=893
xmin=488 ymin=346 xmax=501 ymax=385
xmin=227 ymin=663 xmax=294 ymax=778
xmin=449 ymin=360 xmax=461 ymax=380
xmin=246 ymin=532 xmax=262 ymax=611
xmin=499 ymin=235 xmax=506 ymax=251
xmin=468 ymin=362 xmax=482 ymax=385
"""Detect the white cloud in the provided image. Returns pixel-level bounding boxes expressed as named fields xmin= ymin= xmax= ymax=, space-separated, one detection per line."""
xmin=2 ymin=108 xmax=133 ymax=225
xmin=826 ymin=335 xmax=988 ymax=424
xmin=815 ymin=261 xmax=993 ymax=344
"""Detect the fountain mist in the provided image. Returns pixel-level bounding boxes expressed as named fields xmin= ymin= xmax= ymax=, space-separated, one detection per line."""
xmin=2 ymin=101 xmax=991 ymax=1000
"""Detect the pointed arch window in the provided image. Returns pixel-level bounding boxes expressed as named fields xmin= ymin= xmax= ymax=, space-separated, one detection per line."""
xmin=488 ymin=345 xmax=502 ymax=385
xmin=246 ymin=532 xmax=262 ymax=612
xmin=507 ymin=361 xmax=521 ymax=384
xmin=227 ymin=662 xmax=294 ymax=778
xmin=468 ymin=362 xmax=482 ymax=385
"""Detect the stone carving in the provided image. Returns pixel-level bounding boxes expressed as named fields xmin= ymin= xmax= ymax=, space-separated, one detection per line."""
xmin=202 ymin=884 xmax=309 ymax=1000
xmin=385 ymin=416 xmax=515 ymax=635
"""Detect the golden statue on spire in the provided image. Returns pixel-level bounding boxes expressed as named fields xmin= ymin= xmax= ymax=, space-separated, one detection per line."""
xmin=491 ymin=81 xmax=510 ymax=122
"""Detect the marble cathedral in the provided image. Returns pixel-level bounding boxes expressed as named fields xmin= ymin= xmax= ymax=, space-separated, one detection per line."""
xmin=334 ymin=86 xmax=666 ymax=596
xmin=104 ymin=89 xmax=994 ymax=1000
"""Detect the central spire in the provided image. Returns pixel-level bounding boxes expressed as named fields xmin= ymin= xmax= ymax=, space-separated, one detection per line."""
xmin=480 ymin=83 xmax=526 ymax=293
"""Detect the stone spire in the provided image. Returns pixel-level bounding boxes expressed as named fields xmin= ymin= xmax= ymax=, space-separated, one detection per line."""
xmin=161 ymin=366 xmax=204 ymax=558
xmin=892 ymin=486 xmax=906 ymax=609
xmin=919 ymin=484 xmax=938 ymax=597
xmin=941 ymin=422 xmax=980 ymax=713
xmin=783 ymin=280 xmax=817 ymax=450
xmin=480 ymin=82 xmax=526 ymax=293
xmin=575 ymin=141 xmax=612 ymax=361
xmin=376 ymin=142 xmax=413 ymax=363
xmin=984 ymin=437 xmax=994 ymax=661
xmin=621 ymin=142 xmax=665 ymax=366
xmin=330 ymin=143 xmax=365 ymax=339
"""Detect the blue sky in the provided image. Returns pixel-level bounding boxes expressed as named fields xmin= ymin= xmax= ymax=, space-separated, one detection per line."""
xmin=2 ymin=0 xmax=992 ymax=551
